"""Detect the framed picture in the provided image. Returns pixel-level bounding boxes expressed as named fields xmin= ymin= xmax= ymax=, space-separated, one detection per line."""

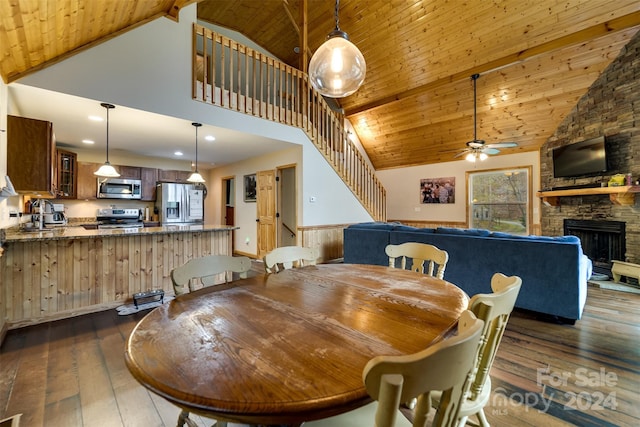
xmin=244 ymin=174 xmax=257 ymax=202
xmin=420 ymin=177 xmax=455 ymax=204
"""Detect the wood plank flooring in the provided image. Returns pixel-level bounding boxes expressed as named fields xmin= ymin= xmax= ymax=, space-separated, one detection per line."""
xmin=1 ymin=270 xmax=638 ymax=426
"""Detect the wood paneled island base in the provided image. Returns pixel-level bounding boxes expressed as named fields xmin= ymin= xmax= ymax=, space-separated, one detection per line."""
xmin=0 ymin=225 xmax=235 ymax=329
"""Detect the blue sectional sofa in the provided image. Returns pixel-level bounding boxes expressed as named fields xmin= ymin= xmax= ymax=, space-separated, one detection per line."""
xmin=343 ymin=222 xmax=593 ymax=323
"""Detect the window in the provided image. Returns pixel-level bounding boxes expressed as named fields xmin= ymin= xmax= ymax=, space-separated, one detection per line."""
xmin=467 ymin=166 xmax=531 ymax=235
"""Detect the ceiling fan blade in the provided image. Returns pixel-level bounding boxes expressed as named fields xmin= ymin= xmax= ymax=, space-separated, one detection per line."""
xmin=485 ymin=142 xmax=518 ymax=148
xmin=481 ymin=147 xmax=500 ymax=155
xmin=453 ymin=150 xmax=470 ymax=158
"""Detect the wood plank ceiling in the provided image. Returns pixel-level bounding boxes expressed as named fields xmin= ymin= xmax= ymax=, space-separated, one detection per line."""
xmin=2 ymin=0 xmax=639 ymax=170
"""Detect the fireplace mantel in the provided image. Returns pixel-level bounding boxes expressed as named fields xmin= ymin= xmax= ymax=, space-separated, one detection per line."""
xmin=538 ymin=185 xmax=640 ymax=206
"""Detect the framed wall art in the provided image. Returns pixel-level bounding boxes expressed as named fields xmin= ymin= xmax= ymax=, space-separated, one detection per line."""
xmin=420 ymin=177 xmax=455 ymax=204
xmin=244 ymin=174 xmax=257 ymax=202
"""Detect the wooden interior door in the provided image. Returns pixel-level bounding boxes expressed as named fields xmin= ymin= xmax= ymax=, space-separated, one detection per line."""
xmin=257 ymin=169 xmax=276 ymax=259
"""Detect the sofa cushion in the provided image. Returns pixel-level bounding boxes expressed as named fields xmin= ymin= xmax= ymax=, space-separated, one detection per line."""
xmin=436 ymin=227 xmax=491 ymax=237
xmin=392 ymin=225 xmax=435 ymax=233
xmin=490 ymin=232 xmax=581 ymax=244
xmin=347 ymin=222 xmax=396 ymax=230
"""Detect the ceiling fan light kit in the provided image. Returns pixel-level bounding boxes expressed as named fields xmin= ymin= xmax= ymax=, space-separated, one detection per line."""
xmin=456 ymin=74 xmax=517 ymax=162
xmin=94 ymin=103 xmax=120 ymax=177
xmin=308 ymin=0 xmax=366 ymax=98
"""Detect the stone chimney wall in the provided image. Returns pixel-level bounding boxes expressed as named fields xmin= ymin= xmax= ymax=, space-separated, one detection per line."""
xmin=540 ymin=30 xmax=640 ymax=264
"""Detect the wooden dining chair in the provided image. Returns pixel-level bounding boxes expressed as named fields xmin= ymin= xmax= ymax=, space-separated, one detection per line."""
xmin=385 ymin=242 xmax=449 ymax=279
xmin=171 ymin=254 xmax=252 ymax=296
xmin=304 ymin=310 xmax=485 ymax=427
xmin=425 ymin=272 xmax=522 ymax=427
xmin=263 ymin=245 xmax=318 ymax=274
xmin=172 ymin=255 xmax=252 ymax=427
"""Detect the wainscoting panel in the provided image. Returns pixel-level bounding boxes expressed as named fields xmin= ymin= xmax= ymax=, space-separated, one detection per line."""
xmin=299 ymin=224 xmax=348 ymax=262
xmin=1 ymin=230 xmax=232 ymax=328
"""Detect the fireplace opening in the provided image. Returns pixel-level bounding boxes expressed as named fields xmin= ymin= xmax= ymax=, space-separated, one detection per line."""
xmin=564 ymin=219 xmax=625 ymax=278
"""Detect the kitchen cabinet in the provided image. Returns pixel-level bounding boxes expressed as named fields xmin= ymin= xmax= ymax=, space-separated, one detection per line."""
xmin=158 ymin=169 xmax=192 ymax=183
xmin=55 ymin=149 xmax=77 ymax=198
xmin=141 ymin=167 xmax=158 ymax=201
xmin=7 ymin=115 xmax=56 ymax=195
xmin=117 ymin=165 xmax=141 ymax=179
xmin=77 ymin=161 xmax=100 ymax=200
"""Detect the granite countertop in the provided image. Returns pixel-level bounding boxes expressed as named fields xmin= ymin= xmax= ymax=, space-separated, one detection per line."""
xmin=3 ymin=224 xmax=238 ymax=242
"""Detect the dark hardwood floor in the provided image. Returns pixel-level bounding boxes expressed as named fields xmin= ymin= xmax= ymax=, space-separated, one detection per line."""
xmin=1 ymin=267 xmax=638 ymax=426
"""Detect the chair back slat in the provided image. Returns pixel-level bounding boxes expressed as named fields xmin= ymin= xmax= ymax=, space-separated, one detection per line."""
xmin=363 ymin=310 xmax=484 ymax=427
xmin=171 ymin=255 xmax=252 ymax=296
xmin=386 ymin=242 xmax=449 ymax=279
xmin=467 ymin=273 xmax=522 ymax=399
xmin=263 ymin=246 xmax=318 ymax=274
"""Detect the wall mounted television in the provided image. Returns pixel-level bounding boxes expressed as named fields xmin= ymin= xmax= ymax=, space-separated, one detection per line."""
xmin=552 ymin=137 xmax=608 ymax=178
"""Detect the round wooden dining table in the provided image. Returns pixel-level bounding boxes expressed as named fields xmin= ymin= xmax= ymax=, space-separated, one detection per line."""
xmin=125 ymin=263 xmax=469 ymax=425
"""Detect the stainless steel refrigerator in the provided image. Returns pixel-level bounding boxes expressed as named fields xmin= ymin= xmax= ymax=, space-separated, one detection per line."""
xmin=156 ymin=182 xmax=205 ymax=224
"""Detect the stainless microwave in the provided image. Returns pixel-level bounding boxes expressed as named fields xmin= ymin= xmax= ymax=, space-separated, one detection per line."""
xmin=97 ymin=178 xmax=142 ymax=199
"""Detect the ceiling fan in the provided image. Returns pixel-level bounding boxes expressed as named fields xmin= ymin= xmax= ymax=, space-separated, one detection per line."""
xmin=454 ymin=74 xmax=518 ymax=162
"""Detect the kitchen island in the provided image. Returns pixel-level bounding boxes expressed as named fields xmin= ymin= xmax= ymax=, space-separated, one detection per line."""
xmin=1 ymin=224 xmax=238 ymax=329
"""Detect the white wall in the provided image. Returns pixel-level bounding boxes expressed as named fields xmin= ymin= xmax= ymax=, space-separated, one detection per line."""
xmin=208 ymin=144 xmax=371 ymax=256
xmin=210 ymin=148 xmax=299 ymax=254
xmin=7 ymin=4 xmax=371 ymax=234
xmin=17 ymin=5 xmax=304 ymax=154
xmin=0 ymin=80 xmax=24 ymax=229
xmin=377 ymin=151 xmax=541 ymax=226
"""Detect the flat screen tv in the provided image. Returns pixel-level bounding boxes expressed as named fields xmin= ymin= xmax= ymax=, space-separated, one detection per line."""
xmin=552 ymin=137 xmax=608 ymax=178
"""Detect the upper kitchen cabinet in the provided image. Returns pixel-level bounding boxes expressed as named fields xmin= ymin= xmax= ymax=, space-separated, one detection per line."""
xmin=77 ymin=161 xmax=100 ymax=200
xmin=7 ymin=115 xmax=56 ymax=196
xmin=117 ymin=165 xmax=141 ymax=179
xmin=141 ymin=167 xmax=158 ymax=201
xmin=55 ymin=149 xmax=77 ymax=199
xmin=158 ymin=169 xmax=192 ymax=183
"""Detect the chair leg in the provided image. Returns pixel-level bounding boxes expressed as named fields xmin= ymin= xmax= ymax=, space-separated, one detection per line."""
xmin=475 ymin=409 xmax=490 ymax=427
xmin=177 ymin=410 xmax=198 ymax=427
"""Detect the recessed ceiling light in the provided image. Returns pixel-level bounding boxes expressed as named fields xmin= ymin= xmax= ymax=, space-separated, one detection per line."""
xmin=205 ymin=135 xmax=215 ymax=141
xmin=89 ymin=115 xmax=103 ymax=122
xmin=82 ymin=139 xmax=95 ymax=144
xmin=174 ymin=151 xmax=183 ymax=156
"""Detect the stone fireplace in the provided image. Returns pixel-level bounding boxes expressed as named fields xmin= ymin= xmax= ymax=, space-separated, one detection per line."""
xmin=538 ymin=30 xmax=640 ymax=270
xmin=564 ymin=219 xmax=625 ymax=277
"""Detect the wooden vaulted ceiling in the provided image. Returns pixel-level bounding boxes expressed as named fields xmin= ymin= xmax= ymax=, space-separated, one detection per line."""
xmin=2 ymin=1 xmax=640 ymax=170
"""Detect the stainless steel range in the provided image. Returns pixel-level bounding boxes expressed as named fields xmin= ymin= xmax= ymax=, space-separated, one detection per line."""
xmin=96 ymin=208 xmax=143 ymax=229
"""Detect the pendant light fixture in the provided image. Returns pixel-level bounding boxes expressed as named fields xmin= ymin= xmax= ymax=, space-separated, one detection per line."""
xmin=94 ymin=103 xmax=120 ymax=177
xmin=308 ymin=0 xmax=366 ymax=98
xmin=187 ymin=122 xmax=205 ymax=183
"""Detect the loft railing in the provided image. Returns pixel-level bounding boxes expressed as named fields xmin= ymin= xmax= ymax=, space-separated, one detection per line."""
xmin=193 ymin=24 xmax=386 ymax=222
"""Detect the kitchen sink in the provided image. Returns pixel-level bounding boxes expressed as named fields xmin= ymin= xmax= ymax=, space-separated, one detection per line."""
xmin=81 ymin=224 xmax=98 ymax=230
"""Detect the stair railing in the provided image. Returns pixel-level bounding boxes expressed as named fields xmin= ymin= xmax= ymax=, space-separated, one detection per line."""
xmin=193 ymin=24 xmax=386 ymax=222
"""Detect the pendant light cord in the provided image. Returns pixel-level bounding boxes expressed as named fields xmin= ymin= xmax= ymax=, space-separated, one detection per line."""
xmin=100 ymin=102 xmax=115 ymax=164
xmin=105 ymin=106 xmax=110 ymax=163
xmin=472 ymin=73 xmax=479 ymax=142
xmin=195 ymin=125 xmax=199 ymax=171
xmin=192 ymin=122 xmax=202 ymax=173
xmin=334 ymin=0 xmax=340 ymax=31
